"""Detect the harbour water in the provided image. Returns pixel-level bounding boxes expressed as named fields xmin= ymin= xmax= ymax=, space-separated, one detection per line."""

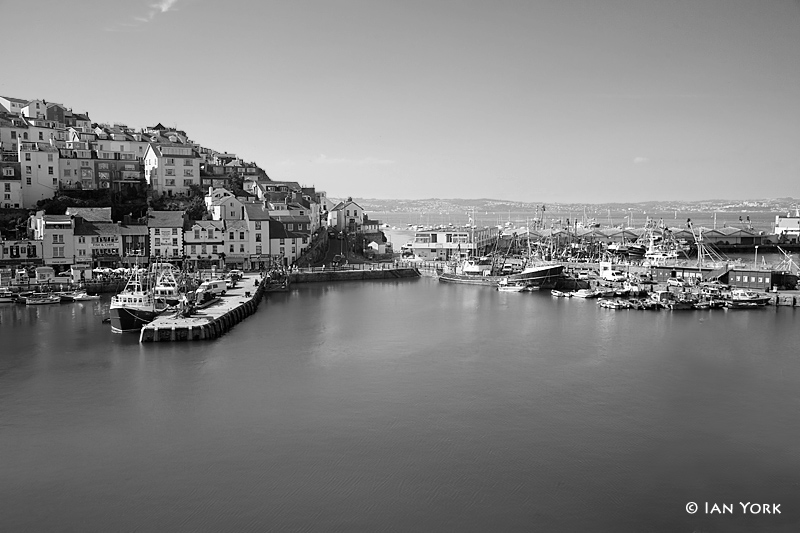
xmin=2 ymin=279 xmax=799 ymax=531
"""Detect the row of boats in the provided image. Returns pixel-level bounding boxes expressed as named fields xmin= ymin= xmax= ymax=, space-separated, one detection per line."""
xmin=548 ymin=287 xmax=773 ymax=310
xmin=0 ymin=288 xmax=100 ymax=305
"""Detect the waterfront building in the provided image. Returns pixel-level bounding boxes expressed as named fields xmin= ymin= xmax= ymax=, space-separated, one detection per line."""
xmin=19 ymin=141 xmax=60 ymax=208
xmin=73 ymin=217 xmax=122 ymax=269
xmin=119 ymin=224 xmax=149 ymax=266
xmin=0 ymin=239 xmax=43 ymax=273
xmin=243 ymin=203 xmax=271 ymax=270
xmin=223 ymin=220 xmax=249 ymax=270
xmin=184 ymin=220 xmax=225 ymax=270
xmin=268 ymin=219 xmax=306 ymax=266
xmin=146 ymin=210 xmax=187 ymax=265
xmin=0 ymin=96 xmax=28 ymax=115
xmin=773 ymin=209 xmax=800 ymax=243
xmin=328 ymin=198 xmax=364 ymax=233
xmin=30 ymin=211 xmax=75 ymax=270
xmin=409 ymin=226 xmax=500 ymax=261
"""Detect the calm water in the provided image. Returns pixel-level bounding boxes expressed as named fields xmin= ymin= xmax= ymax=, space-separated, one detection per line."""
xmin=1 ymin=280 xmax=799 ymax=532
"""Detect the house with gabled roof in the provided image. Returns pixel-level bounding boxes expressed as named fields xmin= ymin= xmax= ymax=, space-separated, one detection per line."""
xmin=0 ymin=96 xmax=28 ymax=116
xmin=327 ymin=197 xmax=364 ymax=233
xmin=268 ymin=219 xmax=307 ymax=267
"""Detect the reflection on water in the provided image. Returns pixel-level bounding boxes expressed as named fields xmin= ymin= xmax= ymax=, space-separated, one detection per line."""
xmin=1 ymin=282 xmax=799 ymax=532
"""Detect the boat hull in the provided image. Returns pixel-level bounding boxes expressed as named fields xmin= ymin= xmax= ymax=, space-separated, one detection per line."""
xmin=438 ymin=264 xmax=564 ymax=287
xmin=109 ymin=306 xmax=159 ymax=333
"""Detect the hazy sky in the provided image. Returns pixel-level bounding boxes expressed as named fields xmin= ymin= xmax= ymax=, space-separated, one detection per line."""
xmin=1 ymin=0 xmax=798 ymax=203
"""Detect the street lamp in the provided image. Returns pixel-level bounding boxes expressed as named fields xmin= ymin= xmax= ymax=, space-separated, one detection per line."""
xmin=754 ymin=245 xmax=759 ymax=270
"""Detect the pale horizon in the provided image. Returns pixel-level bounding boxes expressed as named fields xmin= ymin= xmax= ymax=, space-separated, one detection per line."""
xmin=1 ymin=0 xmax=798 ymax=203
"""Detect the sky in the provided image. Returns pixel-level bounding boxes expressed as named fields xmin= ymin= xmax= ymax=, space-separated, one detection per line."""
xmin=1 ymin=0 xmax=798 ymax=203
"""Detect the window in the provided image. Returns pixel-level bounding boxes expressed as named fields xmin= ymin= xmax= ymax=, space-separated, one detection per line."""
xmin=53 ymin=246 xmax=65 ymax=258
xmin=172 ymin=238 xmax=178 ymax=246
xmin=230 ymin=244 xmax=234 ymax=253
xmin=25 ymin=153 xmax=31 ymax=161
xmin=190 ymin=245 xmax=196 ymax=254
xmin=255 ymin=234 xmax=261 ymax=242
xmin=184 ymin=170 xmax=193 ymax=177
xmin=346 ymin=210 xmax=349 ymax=216
xmin=48 ymin=167 xmax=53 ymax=175
xmin=26 ymin=177 xmax=31 ymax=185
xmin=47 ymin=154 xmax=53 ymax=162
xmin=302 ymin=237 xmax=307 ymax=244
xmin=23 ymin=132 xmax=28 ymax=140
xmin=255 ymin=245 xmax=261 ymax=254
xmin=229 ymin=232 xmax=234 ymax=240
xmin=155 ymin=238 xmax=161 ymax=246
xmin=2 ymin=168 xmax=12 ymax=177
xmin=201 ymin=244 xmax=207 ymax=254
xmin=3 ymin=194 xmax=9 ymax=200
xmin=239 ymin=244 xmax=244 ymax=253
xmin=184 ymin=159 xmax=192 ymax=166
xmin=280 ymin=247 xmax=285 ymax=255
xmin=280 ymin=238 xmax=285 ymax=245
xmin=239 ymin=232 xmax=244 ymax=240
xmin=154 ymin=228 xmax=161 ymax=235
xmin=212 ymin=245 xmax=217 ymax=253
xmin=255 ymin=221 xmax=261 ymax=230
xmin=165 ymin=158 xmax=175 ymax=165
xmin=172 ymin=229 xmax=178 ymax=235
xmin=288 ymin=224 xmax=293 ymax=231
xmin=194 ymin=229 xmax=200 ymax=239
xmin=165 ymin=169 xmax=175 ymax=176
xmin=183 ymin=179 xmax=193 ymax=186
xmin=166 ymin=179 xmax=175 ymax=186
xmin=292 ymin=247 xmax=296 ymax=254
xmin=38 ymin=132 xmax=43 ymax=140
xmin=10 ymin=131 xmax=15 ymax=139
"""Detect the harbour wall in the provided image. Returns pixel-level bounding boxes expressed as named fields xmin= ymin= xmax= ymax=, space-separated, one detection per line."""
xmin=139 ymin=274 xmax=267 ymax=343
xmin=288 ymin=267 xmax=419 ymax=283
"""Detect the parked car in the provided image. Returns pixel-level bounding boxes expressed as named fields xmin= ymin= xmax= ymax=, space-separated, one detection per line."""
xmin=667 ymin=277 xmax=688 ymax=287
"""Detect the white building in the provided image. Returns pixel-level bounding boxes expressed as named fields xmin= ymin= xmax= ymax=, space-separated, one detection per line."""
xmin=19 ymin=141 xmax=59 ymax=208
xmin=328 ymin=197 xmax=364 ymax=233
xmin=773 ymin=209 xmax=800 ymax=243
xmin=0 ymin=96 xmax=28 ymax=115
xmin=205 ymin=187 xmax=245 ymax=221
xmin=144 ymin=143 xmax=201 ymax=197
xmin=224 ymin=220 xmax=250 ymax=270
xmin=30 ymin=211 xmax=75 ymax=268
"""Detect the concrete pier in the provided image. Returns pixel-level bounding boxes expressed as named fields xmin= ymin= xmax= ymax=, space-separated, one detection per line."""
xmin=288 ymin=266 xmax=419 ymax=283
xmin=139 ymin=274 xmax=266 ymax=343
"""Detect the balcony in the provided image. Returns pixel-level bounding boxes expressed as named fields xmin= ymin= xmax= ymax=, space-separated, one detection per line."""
xmin=1 ymin=151 xmax=18 ymax=162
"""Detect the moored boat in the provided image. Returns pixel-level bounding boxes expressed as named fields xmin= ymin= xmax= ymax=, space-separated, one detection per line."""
xmin=109 ymin=258 xmax=165 ymax=333
xmin=439 ymin=258 xmax=564 ymax=288
xmin=25 ymin=292 xmax=61 ymax=305
xmin=0 ymin=287 xmax=14 ymax=303
xmin=727 ymin=288 xmax=771 ymax=308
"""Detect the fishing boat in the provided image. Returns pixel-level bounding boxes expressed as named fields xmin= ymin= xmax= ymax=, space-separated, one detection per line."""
xmin=25 ymin=292 xmax=61 ymax=305
xmin=726 ymin=289 xmax=771 ymax=308
xmin=438 ymin=257 xmax=564 ymax=288
xmin=599 ymin=298 xmax=630 ymax=309
xmin=152 ymin=263 xmax=182 ymax=306
xmin=550 ymin=289 xmax=572 ymax=297
xmin=109 ymin=257 xmax=165 ymax=333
